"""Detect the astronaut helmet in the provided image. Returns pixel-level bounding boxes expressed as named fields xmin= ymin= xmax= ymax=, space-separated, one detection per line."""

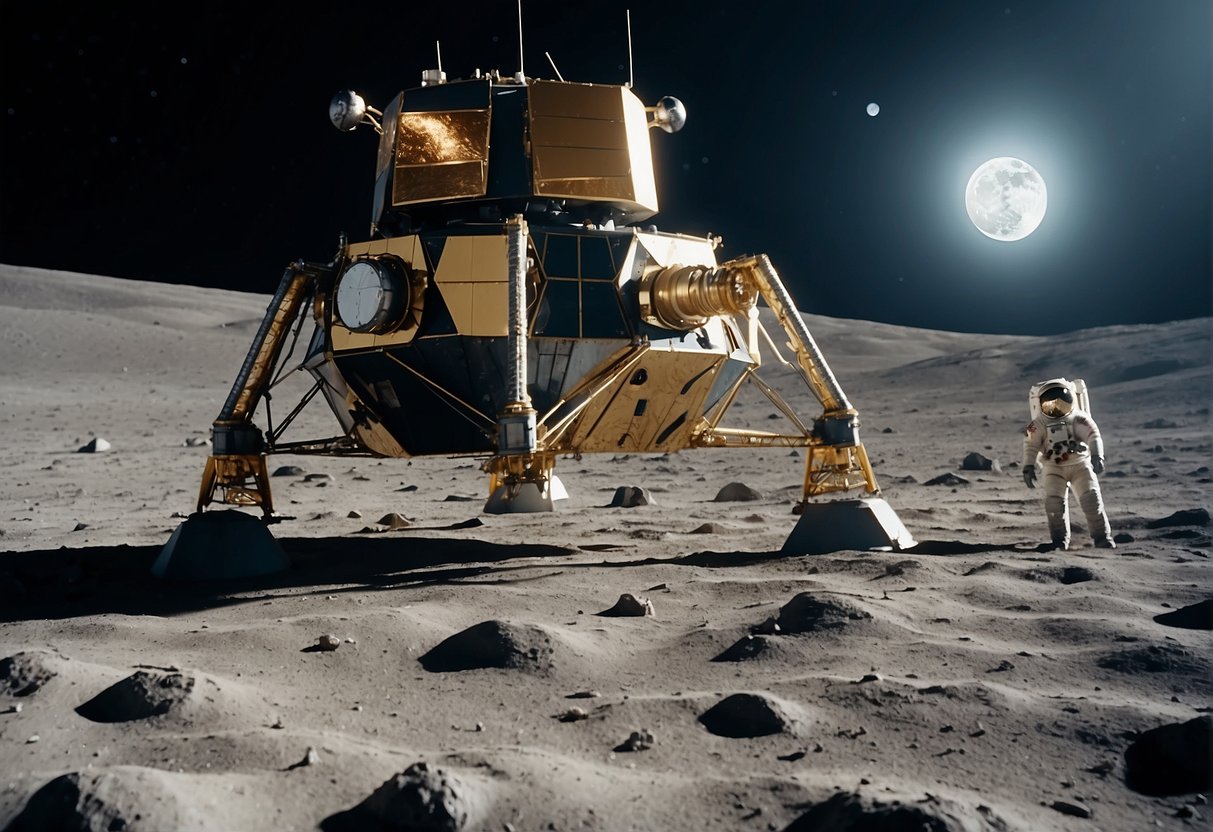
xmin=1037 ymin=380 xmax=1075 ymax=418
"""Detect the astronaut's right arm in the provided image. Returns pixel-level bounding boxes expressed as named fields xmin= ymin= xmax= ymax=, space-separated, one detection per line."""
xmin=1022 ymin=419 xmax=1043 ymax=468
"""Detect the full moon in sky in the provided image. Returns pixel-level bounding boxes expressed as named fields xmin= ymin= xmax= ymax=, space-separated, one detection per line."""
xmin=965 ymin=157 xmax=1048 ymax=241
xmin=866 ymin=102 xmax=880 ymax=116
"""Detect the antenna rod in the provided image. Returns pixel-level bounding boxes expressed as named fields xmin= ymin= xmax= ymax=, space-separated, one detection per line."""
xmin=517 ymin=0 xmax=525 ymax=79
xmin=436 ymin=41 xmax=443 ymax=74
xmin=626 ymin=9 xmax=634 ymax=88
xmin=545 ymin=51 xmax=565 ymax=82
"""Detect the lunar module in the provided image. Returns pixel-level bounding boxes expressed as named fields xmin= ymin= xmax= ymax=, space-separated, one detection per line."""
xmin=189 ymin=63 xmax=914 ymax=555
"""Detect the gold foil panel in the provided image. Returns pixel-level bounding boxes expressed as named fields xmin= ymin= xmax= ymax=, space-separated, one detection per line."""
xmin=528 ymin=81 xmax=658 ymax=215
xmin=568 ymin=351 xmax=720 ymax=453
xmin=392 ymin=109 xmax=490 ymax=205
xmin=433 ymin=235 xmax=510 ymax=336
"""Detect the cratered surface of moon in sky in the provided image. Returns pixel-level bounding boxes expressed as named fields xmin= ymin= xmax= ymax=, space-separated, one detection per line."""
xmin=965 ymin=157 xmax=1048 ymax=242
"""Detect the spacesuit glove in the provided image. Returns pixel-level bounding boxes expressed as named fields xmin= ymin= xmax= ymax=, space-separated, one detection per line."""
xmin=1092 ymin=457 xmax=1105 ymax=475
xmin=1022 ymin=465 xmax=1037 ymax=489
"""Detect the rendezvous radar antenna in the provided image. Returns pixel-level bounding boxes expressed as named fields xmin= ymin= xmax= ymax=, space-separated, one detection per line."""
xmin=164 ymin=10 xmax=916 ymax=577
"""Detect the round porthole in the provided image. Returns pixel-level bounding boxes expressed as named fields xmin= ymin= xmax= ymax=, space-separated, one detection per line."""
xmin=334 ymin=257 xmax=411 ymax=334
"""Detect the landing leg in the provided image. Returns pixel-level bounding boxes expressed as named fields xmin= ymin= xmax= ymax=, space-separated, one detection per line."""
xmin=484 ymin=452 xmax=566 ymax=514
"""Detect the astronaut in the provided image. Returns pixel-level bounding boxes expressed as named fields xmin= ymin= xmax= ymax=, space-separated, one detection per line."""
xmin=1022 ymin=378 xmax=1115 ymax=550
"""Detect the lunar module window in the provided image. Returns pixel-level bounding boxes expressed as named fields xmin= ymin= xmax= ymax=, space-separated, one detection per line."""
xmin=392 ymin=109 xmax=491 ymax=204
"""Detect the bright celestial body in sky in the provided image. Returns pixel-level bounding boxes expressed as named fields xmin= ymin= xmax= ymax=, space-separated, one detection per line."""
xmin=866 ymin=102 xmax=880 ymax=117
xmin=964 ymin=157 xmax=1048 ymax=242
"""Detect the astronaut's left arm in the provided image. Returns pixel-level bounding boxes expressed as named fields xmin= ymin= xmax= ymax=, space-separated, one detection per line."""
xmin=1074 ymin=414 xmax=1105 ymax=468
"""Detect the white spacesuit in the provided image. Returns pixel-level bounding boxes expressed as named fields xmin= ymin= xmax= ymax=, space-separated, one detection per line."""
xmin=1022 ymin=378 xmax=1114 ymax=550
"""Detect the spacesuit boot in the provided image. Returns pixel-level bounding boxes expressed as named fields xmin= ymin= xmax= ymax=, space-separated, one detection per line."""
xmin=1079 ymin=486 xmax=1115 ymax=548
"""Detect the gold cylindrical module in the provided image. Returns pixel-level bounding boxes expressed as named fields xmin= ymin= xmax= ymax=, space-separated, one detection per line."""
xmin=639 ymin=264 xmax=757 ymax=330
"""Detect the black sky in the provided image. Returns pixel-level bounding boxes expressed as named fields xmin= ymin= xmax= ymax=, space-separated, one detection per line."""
xmin=2 ymin=1 xmax=1209 ymax=335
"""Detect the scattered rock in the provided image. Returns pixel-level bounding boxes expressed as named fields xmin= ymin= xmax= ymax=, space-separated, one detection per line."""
xmin=272 ymin=465 xmax=306 ymax=477
xmin=713 ymin=482 xmax=762 ymax=502
xmin=77 ymin=437 xmax=111 ymax=453
xmin=609 ymin=486 xmax=653 ymax=508
xmin=615 ymin=729 xmax=655 ymax=752
xmin=775 ymin=592 xmax=872 ymax=634
xmin=689 ymin=522 xmax=725 ymax=534
xmin=183 ymin=436 xmax=209 ymax=447
xmin=783 ymin=790 xmax=1010 ymax=831
xmin=1125 ymin=715 xmax=1213 ymax=796
xmin=566 ymin=690 xmax=600 ymax=699
xmin=713 ymin=635 xmax=773 ymax=662
xmin=72 ymin=522 xmax=89 ymax=532
xmin=314 ymin=634 xmax=342 ymax=652
xmin=924 ymin=473 xmax=970 ymax=487
xmin=357 ymin=762 xmax=483 ymax=831
xmin=698 ymin=692 xmax=804 ymax=738
xmin=76 ymin=670 xmax=198 ymax=722
xmin=1147 ymin=508 xmax=1210 ymax=528
xmin=293 ymin=746 xmax=322 ymax=768
xmin=347 ymin=510 xmax=363 ymax=519
xmin=304 ymin=473 xmax=334 ymax=482
xmin=1142 ymin=418 xmax=1179 ymax=429
xmin=0 ymin=651 xmax=59 ymax=697
xmin=1051 ymin=800 xmax=1093 ymax=818
xmin=557 ymin=707 xmax=588 ymax=723
xmin=442 ymin=494 xmax=478 ymax=502
xmin=5 ymin=767 xmax=197 ymax=832
xmin=597 ymin=593 xmax=654 ymax=617
xmin=377 ymin=512 xmax=411 ymax=529
xmin=420 ymin=620 xmax=554 ymax=673
xmin=960 ymin=452 xmax=1002 ymax=473
xmin=1113 ymin=532 xmax=1134 ymax=544
xmin=1154 ymin=599 xmax=1213 ymax=630
xmin=751 ymin=616 xmax=781 ymax=635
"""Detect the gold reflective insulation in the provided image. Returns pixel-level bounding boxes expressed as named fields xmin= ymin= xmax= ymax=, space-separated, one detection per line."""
xmin=197 ymin=454 xmax=273 ymax=514
xmin=392 ymin=109 xmax=490 ymax=205
xmin=529 ymin=81 xmax=658 ymax=216
xmin=639 ymin=265 xmax=758 ymax=330
xmin=228 ymin=266 xmax=313 ymax=422
xmin=433 ymin=233 xmax=512 ymax=336
xmin=560 ymin=351 xmax=722 ymax=453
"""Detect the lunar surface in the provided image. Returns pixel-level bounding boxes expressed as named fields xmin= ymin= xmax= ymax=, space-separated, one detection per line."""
xmin=966 ymin=156 xmax=1048 ymax=241
xmin=1 ymin=263 xmax=1209 ymax=831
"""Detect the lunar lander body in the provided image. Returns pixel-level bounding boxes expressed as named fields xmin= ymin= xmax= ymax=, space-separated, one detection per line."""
xmin=188 ymin=65 xmax=914 ymax=557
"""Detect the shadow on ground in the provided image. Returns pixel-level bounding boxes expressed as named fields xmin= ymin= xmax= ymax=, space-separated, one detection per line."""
xmin=0 ymin=532 xmax=1028 ymax=623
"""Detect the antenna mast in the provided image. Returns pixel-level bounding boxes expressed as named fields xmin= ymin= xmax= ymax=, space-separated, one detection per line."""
xmin=545 ymin=51 xmax=565 ymax=82
xmin=626 ymin=9 xmax=634 ymax=88
xmin=436 ymin=41 xmax=443 ymax=74
xmin=517 ymin=0 xmax=526 ymax=80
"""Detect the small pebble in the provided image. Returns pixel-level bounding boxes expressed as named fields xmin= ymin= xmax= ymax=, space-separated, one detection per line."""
xmin=315 ymin=634 xmax=341 ymax=651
